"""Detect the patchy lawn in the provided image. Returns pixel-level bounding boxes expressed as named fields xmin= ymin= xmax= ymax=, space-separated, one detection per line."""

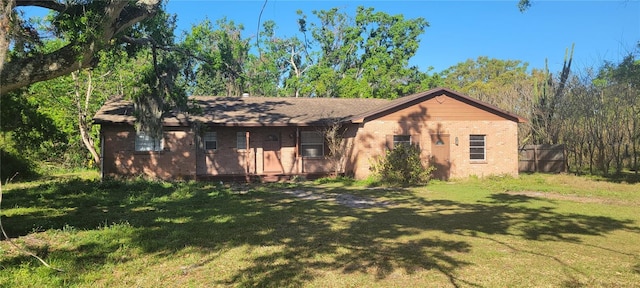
xmin=1 ymin=173 xmax=639 ymax=287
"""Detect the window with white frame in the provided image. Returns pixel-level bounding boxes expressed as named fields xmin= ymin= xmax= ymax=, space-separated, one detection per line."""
xmin=393 ymin=135 xmax=412 ymax=148
xmin=135 ymin=131 xmax=162 ymax=151
xmin=204 ymin=132 xmax=217 ymax=150
xmin=236 ymin=132 xmax=247 ymax=150
xmin=301 ymin=131 xmax=324 ymax=157
xmin=469 ymin=135 xmax=486 ymax=161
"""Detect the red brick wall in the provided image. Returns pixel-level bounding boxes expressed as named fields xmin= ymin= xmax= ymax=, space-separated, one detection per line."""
xmin=101 ymin=125 xmax=339 ymax=179
xmin=101 ymin=125 xmax=197 ymax=180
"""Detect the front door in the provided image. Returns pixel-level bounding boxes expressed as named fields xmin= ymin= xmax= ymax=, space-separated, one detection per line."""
xmin=263 ymin=134 xmax=283 ymax=173
xmin=430 ymin=134 xmax=450 ymax=180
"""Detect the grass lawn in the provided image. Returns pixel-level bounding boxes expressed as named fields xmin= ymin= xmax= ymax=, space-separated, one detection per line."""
xmin=1 ymin=172 xmax=639 ymax=287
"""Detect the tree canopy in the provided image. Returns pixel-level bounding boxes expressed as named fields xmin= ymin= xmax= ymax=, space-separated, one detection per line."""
xmin=0 ymin=0 xmax=163 ymax=95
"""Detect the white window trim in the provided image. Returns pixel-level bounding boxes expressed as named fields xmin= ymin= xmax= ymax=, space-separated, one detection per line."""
xmin=393 ymin=135 xmax=412 ymax=148
xmin=135 ymin=131 xmax=163 ymax=152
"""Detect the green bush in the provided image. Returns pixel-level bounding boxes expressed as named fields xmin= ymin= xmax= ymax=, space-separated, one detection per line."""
xmin=0 ymin=148 xmax=38 ymax=182
xmin=371 ymin=144 xmax=435 ymax=186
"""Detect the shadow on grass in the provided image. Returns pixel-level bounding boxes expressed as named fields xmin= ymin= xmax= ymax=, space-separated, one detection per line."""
xmin=601 ymin=171 xmax=640 ymax=184
xmin=1 ymin=178 xmax=638 ymax=287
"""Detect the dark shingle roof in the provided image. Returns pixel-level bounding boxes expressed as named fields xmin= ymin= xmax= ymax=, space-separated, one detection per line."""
xmin=93 ymin=96 xmax=390 ymax=126
xmin=92 ymin=88 xmax=527 ymax=126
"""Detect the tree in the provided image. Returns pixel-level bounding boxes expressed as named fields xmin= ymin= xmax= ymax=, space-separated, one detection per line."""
xmin=2 ymin=5 xmax=178 ymax=168
xmin=298 ymin=6 xmax=428 ymax=98
xmin=440 ymin=56 xmax=531 ymax=106
xmin=531 ymin=44 xmax=574 ymax=145
xmin=181 ymin=18 xmax=249 ymax=96
xmin=1 ymin=0 xmax=162 ymax=95
xmin=518 ymin=0 xmax=532 ymax=12
xmin=439 ymin=56 xmax=539 ymax=144
xmin=320 ymin=118 xmax=350 ymax=176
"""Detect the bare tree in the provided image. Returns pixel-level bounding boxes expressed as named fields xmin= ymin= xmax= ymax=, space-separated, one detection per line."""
xmin=321 ymin=118 xmax=350 ymax=176
xmin=71 ymin=70 xmax=101 ymax=167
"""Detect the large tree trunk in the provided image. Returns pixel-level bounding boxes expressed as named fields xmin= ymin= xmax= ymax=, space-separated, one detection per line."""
xmin=1 ymin=0 xmax=161 ymax=95
xmin=0 ymin=0 xmax=15 ymax=73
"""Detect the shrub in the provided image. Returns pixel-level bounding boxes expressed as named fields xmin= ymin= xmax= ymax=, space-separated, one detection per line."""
xmin=371 ymin=144 xmax=435 ymax=186
xmin=0 ymin=148 xmax=37 ymax=182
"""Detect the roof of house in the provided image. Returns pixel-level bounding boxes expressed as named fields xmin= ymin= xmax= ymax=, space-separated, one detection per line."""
xmin=93 ymin=95 xmax=390 ymax=126
xmin=92 ymin=88 xmax=526 ymax=126
xmin=348 ymin=87 xmax=527 ymax=123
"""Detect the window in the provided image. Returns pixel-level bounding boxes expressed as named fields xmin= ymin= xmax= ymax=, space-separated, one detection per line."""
xmin=469 ymin=135 xmax=486 ymax=160
xmin=135 ymin=131 xmax=162 ymax=151
xmin=393 ymin=135 xmax=412 ymax=148
xmin=301 ymin=131 xmax=324 ymax=157
xmin=204 ymin=132 xmax=217 ymax=150
xmin=236 ymin=132 xmax=247 ymax=150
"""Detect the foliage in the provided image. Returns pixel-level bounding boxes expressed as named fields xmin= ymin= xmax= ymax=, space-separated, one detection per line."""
xmin=180 ymin=18 xmax=249 ymax=96
xmin=518 ymin=0 xmax=532 ymax=12
xmin=1 ymin=0 xmax=163 ymax=93
xmin=0 ymin=148 xmax=37 ymax=181
xmin=372 ymin=144 xmax=435 ymax=185
xmin=557 ymin=50 xmax=640 ymax=175
xmin=0 ymin=91 xmax=66 ymax=163
xmin=2 ymin=7 xmax=180 ymax=170
xmin=177 ymin=6 xmax=431 ymax=98
xmin=299 ymin=6 xmax=429 ymax=98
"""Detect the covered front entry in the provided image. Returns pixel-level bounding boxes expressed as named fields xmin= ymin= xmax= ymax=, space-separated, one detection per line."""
xmin=430 ymin=134 xmax=451 ymax=180
xmin=263 ymin=134 xmax=284 ymax=174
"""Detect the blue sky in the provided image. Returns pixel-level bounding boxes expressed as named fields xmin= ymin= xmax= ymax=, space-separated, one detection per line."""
xmin=167 ymin=0 xmax=639 ymax=74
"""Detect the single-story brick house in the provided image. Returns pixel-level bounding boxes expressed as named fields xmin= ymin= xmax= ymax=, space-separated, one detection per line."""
xmin=93 ymin=87 xmax=526 ymax=181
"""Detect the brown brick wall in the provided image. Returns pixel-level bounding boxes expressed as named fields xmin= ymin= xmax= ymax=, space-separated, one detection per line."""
xmin=101 ymin=125 xmax=197 ymax=180
xmin=348 ymin=119 xmax=519 ymax=180
xmin=101 ymin=93 xmax=520 ymax=181
xmin=345 ymin=93 xmax=521 ymax=180
xmin=195 ymin=126 xmax=333 ymax=177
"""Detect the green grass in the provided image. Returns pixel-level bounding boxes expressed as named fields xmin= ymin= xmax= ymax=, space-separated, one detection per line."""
xmin=1 ymin=172 xmax=639 ymax=287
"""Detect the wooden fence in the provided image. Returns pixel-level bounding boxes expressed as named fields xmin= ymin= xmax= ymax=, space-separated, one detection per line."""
xmin=519 ymin=144 xmax=567 ymax=173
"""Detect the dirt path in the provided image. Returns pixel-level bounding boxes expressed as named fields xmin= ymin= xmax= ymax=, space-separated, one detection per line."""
xmin=282 ymin=189 xmax=393 ymax=208
xmin=505 ymin=190 xmax=634 ymax=206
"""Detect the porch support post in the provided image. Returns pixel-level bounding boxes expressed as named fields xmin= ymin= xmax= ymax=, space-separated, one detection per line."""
xmin=246 ymin=130 xmax=251 ymax=175
xmin=296 ymin=127 xmax=301 ymax=174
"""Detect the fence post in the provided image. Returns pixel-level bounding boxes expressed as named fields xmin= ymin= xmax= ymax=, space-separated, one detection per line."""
xmin=533 ymin=146 xmax=538 ymax=172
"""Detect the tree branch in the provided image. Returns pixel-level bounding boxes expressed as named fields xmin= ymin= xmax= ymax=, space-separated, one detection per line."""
xmin=120 ymin=35 xmax=212 ymax=63
xmin=15 ymin=0 xmax=65 ymax=12
xmin=1 ymin=0 xmax=161 ymax=95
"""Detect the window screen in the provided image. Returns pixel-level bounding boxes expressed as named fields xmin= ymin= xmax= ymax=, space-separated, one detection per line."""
xmin=135 ymin=131 xmax=162 ymax=151
xmin=469 ymin=135 xmax=486 ymax=160
xmin=301 ymin=131 xmax=324 ymax=157
xmin=204 ymin=132 xmax=217 ymax=150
